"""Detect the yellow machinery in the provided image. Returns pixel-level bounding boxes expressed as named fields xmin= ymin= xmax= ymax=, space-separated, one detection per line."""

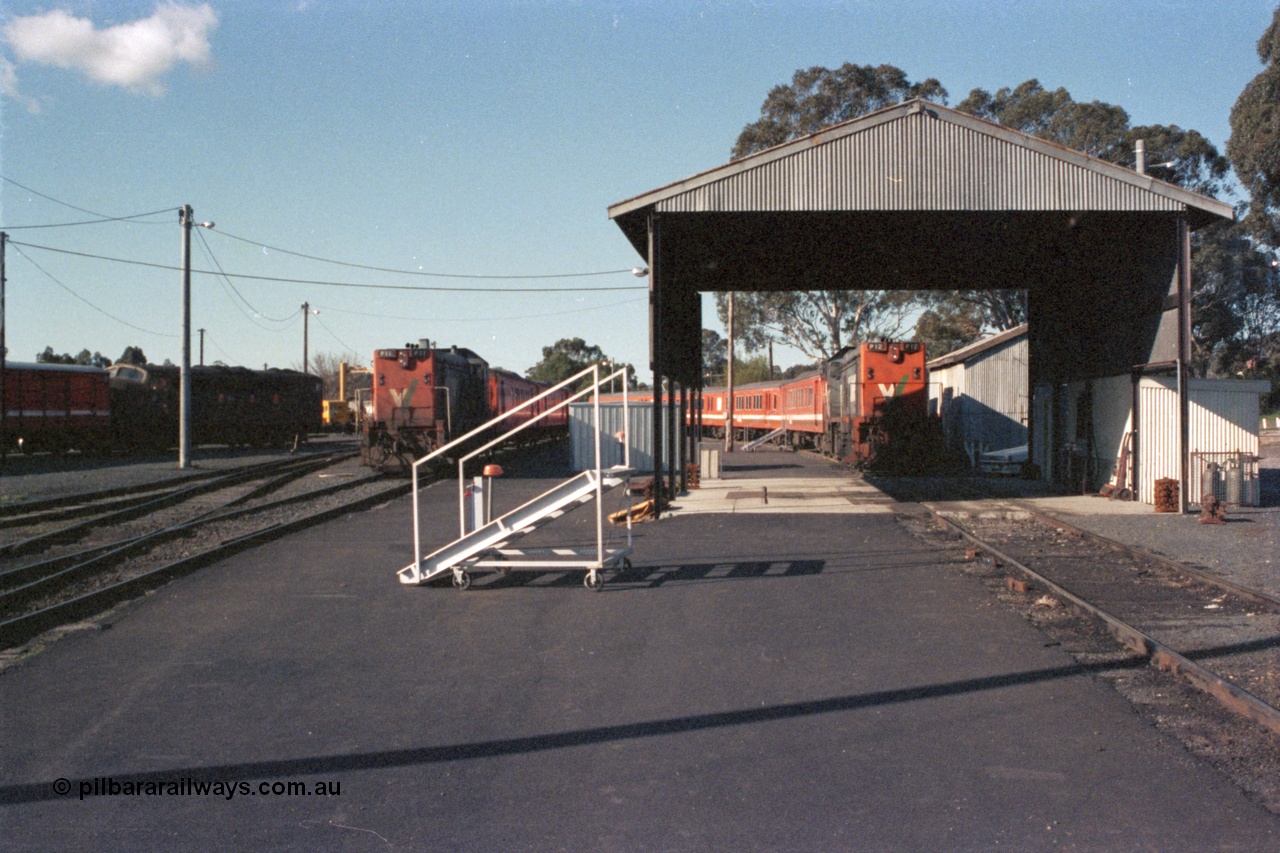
xmin=322 ymin=361 xmax=370 ymax=432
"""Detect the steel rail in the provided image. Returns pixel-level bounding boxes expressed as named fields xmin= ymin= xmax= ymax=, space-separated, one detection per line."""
xmin=0 ymin=458 xmax=373 ymax=591
xmin=921 ymin=505 xmax=1280 ymax=738
xmin=0 ymin=484 xmax=194 ymax=529
xmin=950 ymin=477 xmax=1280 ymax=610
xmin=0 ymin=467 xmax=229 ymax=520
xmin=1002 ymin=500 xmax=1280 ymax=610
xmin=0 ymin=449 xmax=355 ymax=520
xmin=0 ymin=478 xmax=412 ymax=648
xmin=0 ymin=451 xmax=356 ymax=558
xmin=0 ymin=471 xmax=388 ymax=619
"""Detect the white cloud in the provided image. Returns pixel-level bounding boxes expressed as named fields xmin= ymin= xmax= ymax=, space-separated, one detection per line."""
xmin=4 ymin=2 xmax=218 ymax=96
xmin=0 ymin=57 xmax=40 ymax=112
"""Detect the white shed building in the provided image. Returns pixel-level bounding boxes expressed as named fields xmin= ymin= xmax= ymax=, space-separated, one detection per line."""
xmin=1031 ymin=373 xmax=1269 ymax=507
xmin=928 ymin=324 xmax=1029 ymax=464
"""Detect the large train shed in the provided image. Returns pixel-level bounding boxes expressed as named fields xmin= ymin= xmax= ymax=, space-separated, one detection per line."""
xmin=608 ymin=99 xmax=1234 ymax=506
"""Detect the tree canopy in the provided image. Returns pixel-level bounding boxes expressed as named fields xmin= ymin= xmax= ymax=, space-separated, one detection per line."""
xmin=117 ymin=346 xmax=147 ymax=366
xmin=731 ymin=63 xmax=947 ymax=160
xmin=727 ymin=62 xmax=1246 ymax=364
xmin=36 ymin=346 xmax=110 ymax=368
xmin=525 ymin=337 xmax=638 ymax=391
xmin=1229 ymin=7 xmax=1280 ymax=245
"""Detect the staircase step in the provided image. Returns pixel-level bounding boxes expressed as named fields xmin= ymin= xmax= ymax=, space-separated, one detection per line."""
xmin=400 ymin=466 xmax=634 ymax=584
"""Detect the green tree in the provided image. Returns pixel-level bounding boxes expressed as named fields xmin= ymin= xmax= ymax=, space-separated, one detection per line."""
xmin=117 ymin=346 xmax=148 ymax=366
xmin=1191 ymin=223 xmax=1280 ymax=377
xmin=942 ymin=78 xmax=1230 ymax=347
xmin=728 ymin=64 xmax=944 ymax=358
xmin=731 ymin=355 xmax=775 ymax=385
xmin=959 ymin=80 xmax=1230 ymax=197
xmin=525 ymin=337 xmax=637 ymax=391
xmin=714 ymin=289 xmax=916 ymax=362
xmin=1229 ymin=7 xmax=1280 ymax=245
xmin=701 ymin=329 xmax=728 ymax=382
xmin=957 ymin=80 xmax=1130 ymax=160
xmin=36 ymin=346 xmax=110 ymax=368
xmin=731 ymin=63 xmax=947 ymax=159
xmin=36 ymin=346 xmax=75 ymax=364
xmin=1219 ymin=8 xmax=1280 ymax=401
xmin=731 ymin=64 xmax=1238 ymax=360
xmin=913 ymin=300 xmax=986 ymax=359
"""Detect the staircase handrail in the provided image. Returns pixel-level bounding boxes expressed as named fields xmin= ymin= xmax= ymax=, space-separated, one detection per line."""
xmin=454 ymin=366 xmax=629 ymax=535
xmin=410 ymin=362 xmax=630 ymax=575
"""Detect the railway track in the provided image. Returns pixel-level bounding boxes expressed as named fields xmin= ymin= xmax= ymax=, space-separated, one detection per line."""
xmin=898 ymin=483 xmax=1280 ymax=738
xmin=0 ymin=439 xmax=569 ymax=652
xmin=0 ymin=452 xmax=358 ymax=556
xmin=0 ymin=451 xmax=410 ymax=650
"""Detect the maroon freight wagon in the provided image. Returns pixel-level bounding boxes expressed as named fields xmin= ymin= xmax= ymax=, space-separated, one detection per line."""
xmin=1 ymin=361 xmax=112 ymax=454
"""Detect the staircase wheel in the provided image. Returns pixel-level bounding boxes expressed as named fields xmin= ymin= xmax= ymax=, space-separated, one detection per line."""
xmin=452 ymin=570 xmax=471 ymax=591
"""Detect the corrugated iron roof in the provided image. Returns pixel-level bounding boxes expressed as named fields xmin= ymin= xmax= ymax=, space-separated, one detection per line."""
xmin=927 ymin=323 xmax=1029 ymax=370
xmin=609 ymin=100 xmax=1233 ymax=234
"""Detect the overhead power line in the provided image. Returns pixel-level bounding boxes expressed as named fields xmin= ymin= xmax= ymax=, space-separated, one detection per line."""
xmin=208 ymin=227 xmax=634 ymax=280
xmin=0 ymin=176 xmax=172 ymax=228
xmin=9 ymin=240 xmax=647 ymax=293
xmin=1 ymin=176 xmax=642 ymax=281
xmin=9 ymin=244 xmax=176 ymax=338
xmin=316 ymin=296 xmax=647 ymax=324
xmin=0 ymin=209 xmax=174 ymax=230
xmin=194 ymin=228 xmax=298 ymax=325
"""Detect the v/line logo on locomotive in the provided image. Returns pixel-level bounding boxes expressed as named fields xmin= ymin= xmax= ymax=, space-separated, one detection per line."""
xmin=361 ymin=341 xmax=572 ymax=471
xmin=576 ymin=340 xmax=936 ymax=470
xmin=356 ymin=338 xmax=937 ymax=472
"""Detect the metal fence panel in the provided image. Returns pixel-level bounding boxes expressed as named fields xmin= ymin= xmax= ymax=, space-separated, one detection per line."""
xmin=569 ymin=402 xmax=668 ymax=473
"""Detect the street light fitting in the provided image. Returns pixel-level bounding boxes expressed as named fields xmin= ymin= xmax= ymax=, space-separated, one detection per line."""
xmin=631 ymin=266 xmax=649 ymax=277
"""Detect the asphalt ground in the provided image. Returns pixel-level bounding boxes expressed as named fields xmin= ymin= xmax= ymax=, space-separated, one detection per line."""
xmin=2 ymin=448 xmax=1279 ymax=850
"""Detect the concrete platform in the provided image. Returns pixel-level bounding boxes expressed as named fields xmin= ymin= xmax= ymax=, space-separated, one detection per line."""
xmin=1 ymin=455 xmax=1278 ymax=849
xmin=671 ymin=476 xmax=898 ymax=515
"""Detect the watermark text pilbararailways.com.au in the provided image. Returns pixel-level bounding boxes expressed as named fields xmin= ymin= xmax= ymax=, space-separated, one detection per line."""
xmin=54 ymin=777 xmax=341 ymax=801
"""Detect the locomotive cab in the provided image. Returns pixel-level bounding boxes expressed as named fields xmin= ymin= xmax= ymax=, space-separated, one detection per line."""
xmin=365 ymin=341 xmax=490 ymax=468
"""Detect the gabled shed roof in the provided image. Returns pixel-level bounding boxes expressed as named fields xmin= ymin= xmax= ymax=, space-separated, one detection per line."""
xmin=610 ymin=99 xmax=1232 ymax=255
xmin=927 ymin=323 xmax=1029 ymax=370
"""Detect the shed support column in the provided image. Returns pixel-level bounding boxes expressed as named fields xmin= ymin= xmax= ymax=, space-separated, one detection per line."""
xmin=1178 ymin=216 xmax=1192 ymax=513
xmin=648 ymin=212 xmax=663 ymax=519
xmin=669 ymin=380 xmax=678 ymax=495
xmin=679 ymin=384 xmax=688 ymax=492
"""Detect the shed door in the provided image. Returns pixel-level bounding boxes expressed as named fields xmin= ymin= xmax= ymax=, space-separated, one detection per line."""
xmin=1137 ymin=377 xmax=1179 ymax=505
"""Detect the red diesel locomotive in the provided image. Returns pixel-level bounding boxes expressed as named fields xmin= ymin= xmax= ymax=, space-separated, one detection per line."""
xmin=823 ymin=340 xmax=928 ymax=462
xmin=362 ymin=340 xmax=570 ymax=470
xmin=598 ymin=341 xmax=931 ymax=466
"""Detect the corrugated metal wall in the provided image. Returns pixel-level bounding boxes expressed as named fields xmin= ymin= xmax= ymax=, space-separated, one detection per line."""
xmin=963 ymin=337 xmax=1029 ymax=451
xmin=569 ymin=402 xmax=668 ymax=473
xmin=1091 ymin=375 xmax=1133 ymax=488
xmin=929 ymin=336 xmax=1028 ymax=456
xmin=1135 ymin=377 xmax=1266 ymax=505
xmin=1137 ymin=379 xmax=1180 ymax=504
xmin=657 ymin=112 xmax=1188 ymax=215
xmin=1187 ymin=379 xmax=1264 ymax=456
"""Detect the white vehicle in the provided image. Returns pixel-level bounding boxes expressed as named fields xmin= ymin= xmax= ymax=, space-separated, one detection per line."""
xmin=977 ymin=444 xmax=1027 ymax=476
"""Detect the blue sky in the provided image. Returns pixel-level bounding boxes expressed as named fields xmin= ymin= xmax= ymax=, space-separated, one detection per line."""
xmin=0 ymin=0 xmax=1275 ymax=377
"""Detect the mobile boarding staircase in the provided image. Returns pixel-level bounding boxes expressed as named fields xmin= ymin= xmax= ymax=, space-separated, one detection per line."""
xmin=398 ymin=364 xmax=635 ymax=592
xmin=742 ymin=426 xmax=787 ymax=451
